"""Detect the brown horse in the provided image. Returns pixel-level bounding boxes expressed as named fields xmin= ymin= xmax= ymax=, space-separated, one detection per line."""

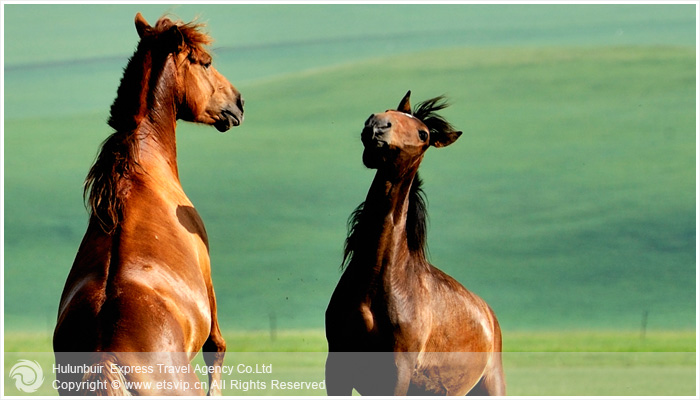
xmin=53 ymin=13 xmax=243 ymax=396
xmin=325 ymin=91 xmax=505 ymax=396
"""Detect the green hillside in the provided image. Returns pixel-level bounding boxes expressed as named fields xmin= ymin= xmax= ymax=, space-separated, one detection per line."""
xmin=3 ymin=4 xmax=695 ymax=337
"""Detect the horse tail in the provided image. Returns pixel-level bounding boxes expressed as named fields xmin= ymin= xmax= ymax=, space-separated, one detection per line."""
xmin=80 ymin=354 xmax=131 ymax=396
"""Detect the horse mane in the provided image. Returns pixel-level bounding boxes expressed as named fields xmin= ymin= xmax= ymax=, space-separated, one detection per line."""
xmin=412 ymin=95 xmax=458 ymax=141
xmin=85 ymin=15 xmax=212 ymax=234
xmin=342 ymin=173 xmax=428 ymax=270
xmin=107 ymin=16 xmax=212 ymax=133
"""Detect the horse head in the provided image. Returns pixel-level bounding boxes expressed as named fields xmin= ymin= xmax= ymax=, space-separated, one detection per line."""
xmin=134 ymin=13 xmax=244 ymax=132
xmin=361 ymin=91 xmax=461 ymax=176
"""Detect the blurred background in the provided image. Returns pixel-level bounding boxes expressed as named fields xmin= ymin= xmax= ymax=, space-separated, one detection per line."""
xmin=3 ymin=4 xmax=696 ymax=338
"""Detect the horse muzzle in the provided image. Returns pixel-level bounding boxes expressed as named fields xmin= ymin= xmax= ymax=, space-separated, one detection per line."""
xmin=215 ymin=107 xmax=244 ymax=132
xmin=361 ymin=137 xmax=390 ymax=169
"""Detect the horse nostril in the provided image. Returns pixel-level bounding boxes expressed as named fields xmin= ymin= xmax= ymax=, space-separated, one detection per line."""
xmin=237 ymin=96 xmax=245 ymax=112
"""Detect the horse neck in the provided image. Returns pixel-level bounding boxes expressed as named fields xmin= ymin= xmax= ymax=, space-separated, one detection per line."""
xmin=357 ymin=168 xmax=421 ymax=284
xmin=86 ymin=52 xmax=183 ymax=234
xmin=130 ymin=54 xmax=180 ymax=181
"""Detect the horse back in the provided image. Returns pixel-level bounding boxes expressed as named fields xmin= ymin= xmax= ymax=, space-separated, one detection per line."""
xmin=54 ymin=184 xmax=212 ymax=354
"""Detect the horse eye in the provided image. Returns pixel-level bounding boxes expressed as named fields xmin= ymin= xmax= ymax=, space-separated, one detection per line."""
xmin=203 ymin=62 xmax=211 ymax=69
xmin=418 ymin=130 xmax=428 ymax=141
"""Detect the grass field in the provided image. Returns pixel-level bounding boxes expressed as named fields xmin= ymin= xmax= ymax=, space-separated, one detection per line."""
xmin=4 ymin=329 xmax=697 ymax=354
xmin=3 ymin=330 xmax=697 ymax=396
xmin=2 ymin=4 xmax=696 ymax=395
xmin=6 ymin=44 xmax=694 ymax=331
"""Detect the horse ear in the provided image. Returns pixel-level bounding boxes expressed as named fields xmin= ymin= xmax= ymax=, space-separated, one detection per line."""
xmin=162 ymin=25 xmax=185 ymax=53
xmin=431 ymin=130 xmax=462 ymax=148
xmin=397 ymin=90 xmax=412 ymax=114
xmin=135 ymin=13 xmax=151 ymax=38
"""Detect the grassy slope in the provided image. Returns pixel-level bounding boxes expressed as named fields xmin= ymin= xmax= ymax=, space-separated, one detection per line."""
xmin=184 ymin=45 xmax=696 ymax=331
xmin=4 ymin=6 xmax=695 ymax=396
xmin=3 ymin=5 xmax=696 ymax=337
xmin=4 ymin=46 xmax=695 ymax=334
xmin=3 ymin=329 xmax=696 ymax=354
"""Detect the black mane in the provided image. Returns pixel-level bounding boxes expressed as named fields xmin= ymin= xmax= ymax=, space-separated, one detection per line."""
xmin=413 ymin=96 xmax=458 ymax=141
xmin=342 ymin=173 xmax=428 ymax=270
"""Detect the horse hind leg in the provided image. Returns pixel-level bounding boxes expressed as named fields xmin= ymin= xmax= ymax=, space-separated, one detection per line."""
xmin=202 ymin=323 xmax=226 ymax=396
xmin=468 ymin=308 xmax=506 ymax=396
xmin=466 ymin=352 xmax=506 ymax=396
xmin=203 ymin=283 xmax=226 ymax=395
xmin=80 ymin=353 xmax=131 ymax=396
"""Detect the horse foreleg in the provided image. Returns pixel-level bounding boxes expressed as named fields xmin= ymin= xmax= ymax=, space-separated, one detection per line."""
xmin=393 ymin=352 xmax=416 ymax=396
xmin=325 ymin=352 xmax=354 ymax=396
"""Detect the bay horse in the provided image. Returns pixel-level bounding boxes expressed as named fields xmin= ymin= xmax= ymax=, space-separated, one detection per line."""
xmin=53 ymin=13 xmax=243 ymax=396
xmin=325 ymin=91 xmax=505 ymax=396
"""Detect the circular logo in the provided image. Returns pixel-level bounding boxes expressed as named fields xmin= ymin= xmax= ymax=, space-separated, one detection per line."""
xmin=9 ymin=359 xmax=45 ymax=393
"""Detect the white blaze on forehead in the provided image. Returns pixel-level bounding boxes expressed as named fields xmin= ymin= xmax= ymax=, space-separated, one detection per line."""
xmin=398 ymin=111 xmax=419 ymax=121
xmin=366 ymin=111 xmax=421 ymax=127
